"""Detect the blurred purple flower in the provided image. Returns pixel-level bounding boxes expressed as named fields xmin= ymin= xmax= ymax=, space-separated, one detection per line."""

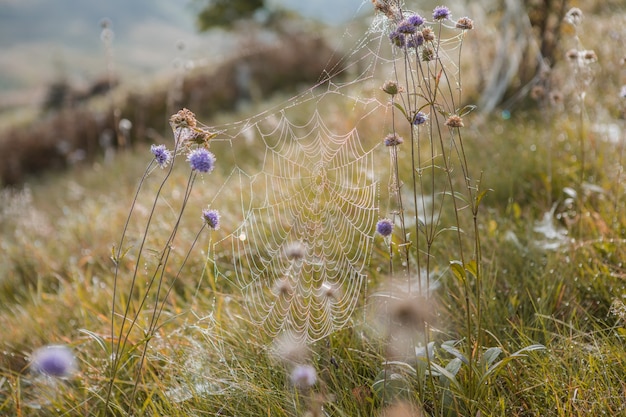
xmin=412 ymin=111 xmax=428 ymax=125
xmin=407 ymin=14 xmax=424 ymax=27
xmin=290 ymin=364 xmax=317 ymax=388
xmin=376 ymin=219 xmax=394 ymax=237
xmin=31 ymin=345 xmax=77 ymax=378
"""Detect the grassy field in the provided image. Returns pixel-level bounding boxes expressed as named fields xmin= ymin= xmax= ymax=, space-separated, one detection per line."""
xmin=2 ymin=2 xmax=626 ymax=416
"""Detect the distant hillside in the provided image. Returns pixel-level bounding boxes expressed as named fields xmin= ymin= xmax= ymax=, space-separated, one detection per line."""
xmin=0 ymin=0 xmax=364 ymax=106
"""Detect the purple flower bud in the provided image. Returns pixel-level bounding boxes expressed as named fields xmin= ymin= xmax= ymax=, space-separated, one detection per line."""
xmin=433 ymin=5 xmax=451 ymax=21
xmin=202 ymin=208 xmax=220 ymax=229
xmin=187 ymin=148 xmax=216 ymax=173
xmin=376 ymin=219 xmax=394 ymax=237
xmin=31 ymin=345 xmax=77 ymax=378
xmin=412 ymin=111 xmax=428 ymax=125
xmin=290 ymin=364 xmax=317 ymax=388
xmin=151 ymin=144 xmax=172 ymax=168
xmin=407 ymin=14 xmax=424 ymax=27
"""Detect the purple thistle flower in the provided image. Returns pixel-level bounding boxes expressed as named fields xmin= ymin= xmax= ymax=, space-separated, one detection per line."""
xmin=202 ymin=208 xmax=220 ymax=229
xmin=376 ymin=219 xmax=394 ymax=237
xmin=433 ymin=5 xmax=451 ymax=21
xmin=389 ymin=31 xmax=406 ymax=48
xmin=396 ymin=19 xmax=417 ymax=34
xmin=31 ymin=345 xmax=77 ymax=378
xmin=412 ymin=111 xmax=428 ymax=125
xmin=151 ymin=144 xmax=172 ymax=168
xmin=290 ymin=364 xmax=317 ymax=388
xmin=187 ymin=148 xmax=216 ymax=173
xmin=407 ymin=32 xmax=424 ymax=49
xmin=407 ymin=14 xmax=424 ymax=27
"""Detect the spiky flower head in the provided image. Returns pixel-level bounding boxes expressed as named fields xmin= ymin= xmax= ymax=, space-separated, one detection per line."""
xmin=150 ymin=144 xmax=172 ymax=168
xmin=384 ymin=133 xmax=404 ymax=146
xmin=456 ymin=17 xmax=474 ymax=30
xmin=421 ymin=27 xmax=435 ymax=42
xmin=412 ymin=111 xmax=428 ymax=126
xmin=396 ymin=19 xmax=417 ymax=35
xmin=290 ymin=364 xmax=317 ymax=388
xmin=381 ymin=80 xmax=401 ymax=95
xmin=31 ymin=345 xmax=77 ymax=378
xmin=169 ymin=108 xmax=197 ymax=130
xmin=202 ymin=208 xmax=220 ymax=229
xmin=376 ymin=218 xmax=394 ymax=236
xmin=421 ymin=46 xmax=435 ymax=62
xmin=433 ymin=5 xmax=451 ymax=21
xmin=187 ymin=148 xmax=216 ymax=173
xmin=389 ymin=31 xmax=406 ymax=48
xmin=407 ymin=14 xmax=424 ymax=27
xmin=445 ymin=115 xmax=464 ymax=128
xmin=407 ymin=31 xmax=425 ymax=49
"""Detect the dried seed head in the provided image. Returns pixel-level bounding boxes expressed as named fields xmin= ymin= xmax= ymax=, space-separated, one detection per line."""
xmin=445 ymin=115 xmax=464 ymax=128
xmin=421 ymin=46 xmax=435 ymax=62
xmin=530 ymin=85 xmax=545 ymax=101
xmin=372 ymin=0 xmax=400 ymax=20
xmin=456 ymin=16 xmax=474 ymax=30
xmin=383 ymin=133 xmax=404 ymax=147
xmin=170 ymin=108 xmax=197 ymax=130
xmin=566 ymin=49 xmax=579 ymax=60
xmin=381 ymin=80 xmax=401 ymax=95
xmin=272 ymin=332 xmax=310 ymax=363
xmin=564 ymin=7 xmax=583 ymax=26
xmin=421 ymin=27 xmax=435 ymax=42
xmin=285 ymin=242 xmax=306 ymax=260
xmin=273 ymin=277 xmax=294 ymax=297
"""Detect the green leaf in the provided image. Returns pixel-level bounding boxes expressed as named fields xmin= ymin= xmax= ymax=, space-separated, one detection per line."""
xmin=393 ymin=102 xmax=409 ymax=120
xmin=458 ymin=104 xmax=477 ymax=117
xmin=441 ymin=340 xmax=469 ymax=365
xmin=480 ymin=347 xmax=502 ymax=370
xmin=449 ymin=261 xmax=467 ymax=281
xmin=429 ymin=362 xmax=462 ymax=391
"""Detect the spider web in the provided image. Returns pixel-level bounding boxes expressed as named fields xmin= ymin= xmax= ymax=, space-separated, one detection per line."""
xmin=201 ymin=4 xmax=467 ymax=342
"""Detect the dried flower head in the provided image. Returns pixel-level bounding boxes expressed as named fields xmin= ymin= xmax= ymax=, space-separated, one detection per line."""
xmin=150 ymin=144 xmax=172 ymax=168
xmin=582 ymin=50 xmax=597 ymax=63
xmin=421 ymin=46 xmax=435 ymax=62
xmin=285 ymin=241 xmax=306 ymax=260
xmin=202 ymin=208 xmax=220 ymax=229
xmin=170 ymin=108 xmax=197 ymax=130
xmin=407 ymin=14 xmax=424 ymax=27
xmin=318 ymin=281 xmax=341 ymax=301
xmin=187 ymin=148 xmax=216 ymax=173
xmin=421 ymin=27 xmax=435 ymax=42
xmin=566 ymin=49 xmax=579 ymax=60
xmin=456 ymin=16 xmax=474 ymax=30
xmin=376 ymin=218 xmax=394 ymax=236
xmin=384 ymin=133 xmax=404 ymax=146
xmin=381 ymin=80 xmax=401 ymax=95
xmin=290 ymin=364 xmax=317 ymax=389
xmin=412 ymin=111 xmax=428 ymax=126
xmin=389 ymin=295 xmax=433 ymax=331
xmin=564 ymin=7 xmax=583 ymax=26
xmin=433 ymin=5 xmax=451 ymax=21
xmin=530 ymin=85 xmax=546 ymax=101
xmin=272 ymin=331 xmax=309 ymax=363
xmin=31 ymin=345 xmax=77 ymax=378
xmin=445 ymin=115 xmax=464 ymax=128
xmin=273 ymin=277 xmax=294 ymax=297
xmin=372 ymin=0 xmax=400 ymax=20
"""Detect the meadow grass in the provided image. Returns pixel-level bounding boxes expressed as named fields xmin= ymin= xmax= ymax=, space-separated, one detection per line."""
xmin=2 ymin=1 xmax=626 ymax=416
